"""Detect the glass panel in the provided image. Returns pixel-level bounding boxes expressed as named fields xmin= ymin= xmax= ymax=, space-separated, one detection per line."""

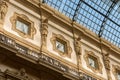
xmin=56 ymin=40 xmax=65 ymax=53
xmin=88 ymin=57 xmax=96 ymax=68
xmin=76 ymin=2 xmax=104 ymax=34
xmin=46 ymin=0 xmax=79 ymax=19
xmin=102 ymin=20 xmax=120 ymax=47
xmin=16 ymin=20 xmax=29 ymax=34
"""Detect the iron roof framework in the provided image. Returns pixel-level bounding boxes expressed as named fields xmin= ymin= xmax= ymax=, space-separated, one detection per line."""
xmin=43 ymin=0 xmax=120 ymax=48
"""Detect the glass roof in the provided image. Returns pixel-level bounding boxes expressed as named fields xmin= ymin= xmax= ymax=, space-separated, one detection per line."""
xmin=43 ymin=0 xmax=120 ymax=48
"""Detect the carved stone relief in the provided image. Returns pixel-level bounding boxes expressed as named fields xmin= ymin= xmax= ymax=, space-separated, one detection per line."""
xmin=0 ymin=0 xmax=8 ymax=24
xmin=74 ymin=37 xmax=82 ymax=64
xmin=74 ymin=37 xmax=81 ymax=56
xmin=40 ymin=18 xmax=48 ymax=50
xmin=103 ymin=52 xmax=111 ymax=80
xmin=103 ymin=53 xmax=110 ymax=70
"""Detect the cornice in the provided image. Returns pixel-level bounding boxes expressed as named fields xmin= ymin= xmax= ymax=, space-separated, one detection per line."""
xmin=100 ymin=38 xmax=120 ymax=57
xmin=41 ymin=48 xmax=77 ymax=69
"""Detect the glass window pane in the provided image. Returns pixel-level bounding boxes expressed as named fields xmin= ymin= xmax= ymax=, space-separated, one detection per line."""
xmin=16 ymin=20 xmax=29 ymax=34
xmin=88 ymin=57 xmax=95 ymax=68
xmin=56 ymin=40 xmax=65 ymax=53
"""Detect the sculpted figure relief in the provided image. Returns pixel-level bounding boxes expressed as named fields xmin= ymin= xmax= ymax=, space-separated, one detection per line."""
xmin=104 ymin=53 xmax=110 ymax=70
xmin=0 ymin=1 xmax=8 ymax=22
xmin=74 ymin=37 xmax=81 ymax=64
xmin=103 ymin=53 xmax=111 ymax=80
xmin=41 ymin=19 xmax=48 ymax=49
xmin=74 ymin=37 xmax=81 ymax=56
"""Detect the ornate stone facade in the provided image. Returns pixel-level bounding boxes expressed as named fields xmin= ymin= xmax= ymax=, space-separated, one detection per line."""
xmin=0 ymin=0 xmax=120 ymax=80
xmin=103 ymin=53 xmax=110 ymax=70
xmin=0 ymin=33 xmax=97 ymax=80
xmin=103 ymin=52 xmax=111 ymax=80
xmin=40 ymin=18 xmax=48 ymax=50
xmin=74 ymin=37 xmax=82 ymax=64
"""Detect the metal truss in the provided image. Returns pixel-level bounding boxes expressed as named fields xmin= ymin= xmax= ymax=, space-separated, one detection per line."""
xmin=43 ymin=0 xmax=120 ymax=47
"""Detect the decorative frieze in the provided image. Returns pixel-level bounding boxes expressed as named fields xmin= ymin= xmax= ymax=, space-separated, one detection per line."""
xmin=0 ymin=34 xmax=15 ymax=47
xmin=0 ymin=33 xmax=97 ymax=80
xmin=79 ymin=72 xmax=97 ymax=80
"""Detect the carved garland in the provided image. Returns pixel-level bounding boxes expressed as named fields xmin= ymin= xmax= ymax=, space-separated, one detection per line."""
xmin=84 ymin=50 xmax=102 ymax=73
xmin=112 ymin=65 xmax=120 ymax=80
xmin=10 ymin=12 xmax=36 ymax=39
xmin=50 ymin=33 xmax=72 ymax=58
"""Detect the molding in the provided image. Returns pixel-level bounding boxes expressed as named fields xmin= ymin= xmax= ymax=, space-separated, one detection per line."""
xmin=79 ymin=67 xmax=106 ymax=80
xmin=10 ymin=12 xmax=36 ymax=39
xmin=84 ymin=50 xmax=102 ymax=73
xmin=41 ymin=48 xmax=77 ymax=69
xmin=50 ymin=33 xmax=72 ymax=58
